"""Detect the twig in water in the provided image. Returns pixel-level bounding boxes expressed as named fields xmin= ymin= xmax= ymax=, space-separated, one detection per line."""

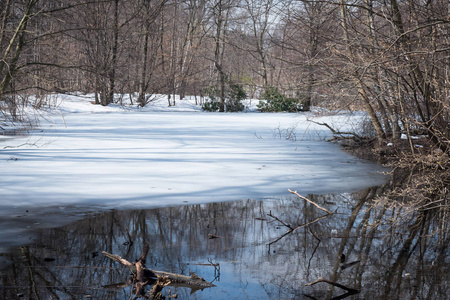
xmin=288 ymin=189 xmax=333 ymax=215
xmin=267 ymin=214 xmax=331 ymax=246
xmin=305 ymin=277 xmax=359 ymax=294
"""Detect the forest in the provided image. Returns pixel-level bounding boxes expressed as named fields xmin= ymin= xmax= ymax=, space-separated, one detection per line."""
xmin=2 ymin=0 xmax=449 ymax=195
xmin=0 ymin=0 xmax=447 ymax=135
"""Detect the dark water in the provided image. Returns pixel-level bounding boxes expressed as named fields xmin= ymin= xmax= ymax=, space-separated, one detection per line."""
xmin=1 ymin=187 xmax=448 ymax=299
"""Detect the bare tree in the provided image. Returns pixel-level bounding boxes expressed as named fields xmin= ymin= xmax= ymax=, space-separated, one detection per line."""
xmin=177 ymin=0 xmax=209 ymax=99
xmin=277 ymin=1 xmax=337 ymax=108
xmin=209 ymin=0 xmax=233 ymax=112
xmin=137 ymin=0 xmax=167 ymax=107
xmin=0 ymin=0 xmax=39 ymax=119
xmin=242 ymin=0 xmax=280 ymax=88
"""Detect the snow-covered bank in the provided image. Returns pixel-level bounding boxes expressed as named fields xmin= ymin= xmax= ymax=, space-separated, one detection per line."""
xmin=0 ymin=94 xmax=388 ymax=249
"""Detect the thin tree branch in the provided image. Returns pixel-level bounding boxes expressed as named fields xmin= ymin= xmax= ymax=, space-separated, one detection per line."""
xmin=289 ymin=189 xmax=333 ymax=214
xmin=305 ymin=277 xmax=359 ymax=294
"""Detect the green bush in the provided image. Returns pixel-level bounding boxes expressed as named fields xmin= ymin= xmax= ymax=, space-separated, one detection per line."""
xmin=201 ymin=82 xmax=246 ymax=112
xmin=202 ymin=99 xmax=221 ymax=112
xmin=226 ymin=83 xmax=246 ymax=112
xmin=257 ymin=87 xmax=308 ymax=112
xmin=202 ymin=86 xmax=220 ymax=112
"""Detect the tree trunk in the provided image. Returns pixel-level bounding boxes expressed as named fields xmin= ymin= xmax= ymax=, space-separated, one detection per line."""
xmin=0 ymin=0 xmax=38 ymax=95
xmin=138 ymin=25 xmax=150 ymax=107
xmin=107 ymin=0 xmax=119 ymax=105
xmin=213 ymin=0 xmax=230 ymax=112
xmin=0 ymin=0 xmax=12 ymax=49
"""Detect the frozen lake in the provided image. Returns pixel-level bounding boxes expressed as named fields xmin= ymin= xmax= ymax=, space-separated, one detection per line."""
xmin=0 ymin=106 xmax=388 ymax=250
xmin=1 ymin=111 xmax=387 ymax=205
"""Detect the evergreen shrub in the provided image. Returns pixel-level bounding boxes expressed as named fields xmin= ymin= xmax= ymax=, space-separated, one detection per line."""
xmin=202 ymin=82 xmax=247 ymax=112
xmin=257 ymin=87 xmax=309 ymax=112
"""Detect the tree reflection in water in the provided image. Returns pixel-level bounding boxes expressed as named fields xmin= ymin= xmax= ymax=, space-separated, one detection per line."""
xmin=1 ymin=188 xmax=448 ymax=299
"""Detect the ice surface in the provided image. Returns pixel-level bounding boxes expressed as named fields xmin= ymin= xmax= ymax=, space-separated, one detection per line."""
xmin=0 ymin=95 xmax=388 ymax=249
xmin=1 ymin=95 xmax=388 ymax=208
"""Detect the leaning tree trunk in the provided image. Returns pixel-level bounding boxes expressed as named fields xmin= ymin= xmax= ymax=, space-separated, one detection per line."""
xmin=338 ymin=0 xmax=386 ymax=141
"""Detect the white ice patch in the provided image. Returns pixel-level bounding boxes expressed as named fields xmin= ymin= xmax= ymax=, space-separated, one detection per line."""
xmin=1 ymin=111 xmax=388 ymax=211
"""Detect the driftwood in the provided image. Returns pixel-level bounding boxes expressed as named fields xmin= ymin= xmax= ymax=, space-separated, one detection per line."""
xmin=102 ymin=245 xmax=215 ymax=297
xmin=149 ymin=276 xmax=171 ymax=300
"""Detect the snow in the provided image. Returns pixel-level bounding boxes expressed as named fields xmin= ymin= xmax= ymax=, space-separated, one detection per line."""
xmin=0 ymin=94 xmax=388 ymax=245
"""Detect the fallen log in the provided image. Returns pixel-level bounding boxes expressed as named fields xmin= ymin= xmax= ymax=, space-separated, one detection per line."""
xmin=149 ymin=276 xmax=171 ymax=300
xmin=102 ymin=250 xmax=215 ymax=292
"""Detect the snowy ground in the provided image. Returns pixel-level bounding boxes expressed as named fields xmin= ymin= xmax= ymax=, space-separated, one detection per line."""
xmin=0 ymin=94 xmax=388 ymax=248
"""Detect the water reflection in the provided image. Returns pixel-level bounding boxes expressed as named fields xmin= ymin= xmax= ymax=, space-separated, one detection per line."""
xmin=1 ymin=188 xmax=448 ymax=299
